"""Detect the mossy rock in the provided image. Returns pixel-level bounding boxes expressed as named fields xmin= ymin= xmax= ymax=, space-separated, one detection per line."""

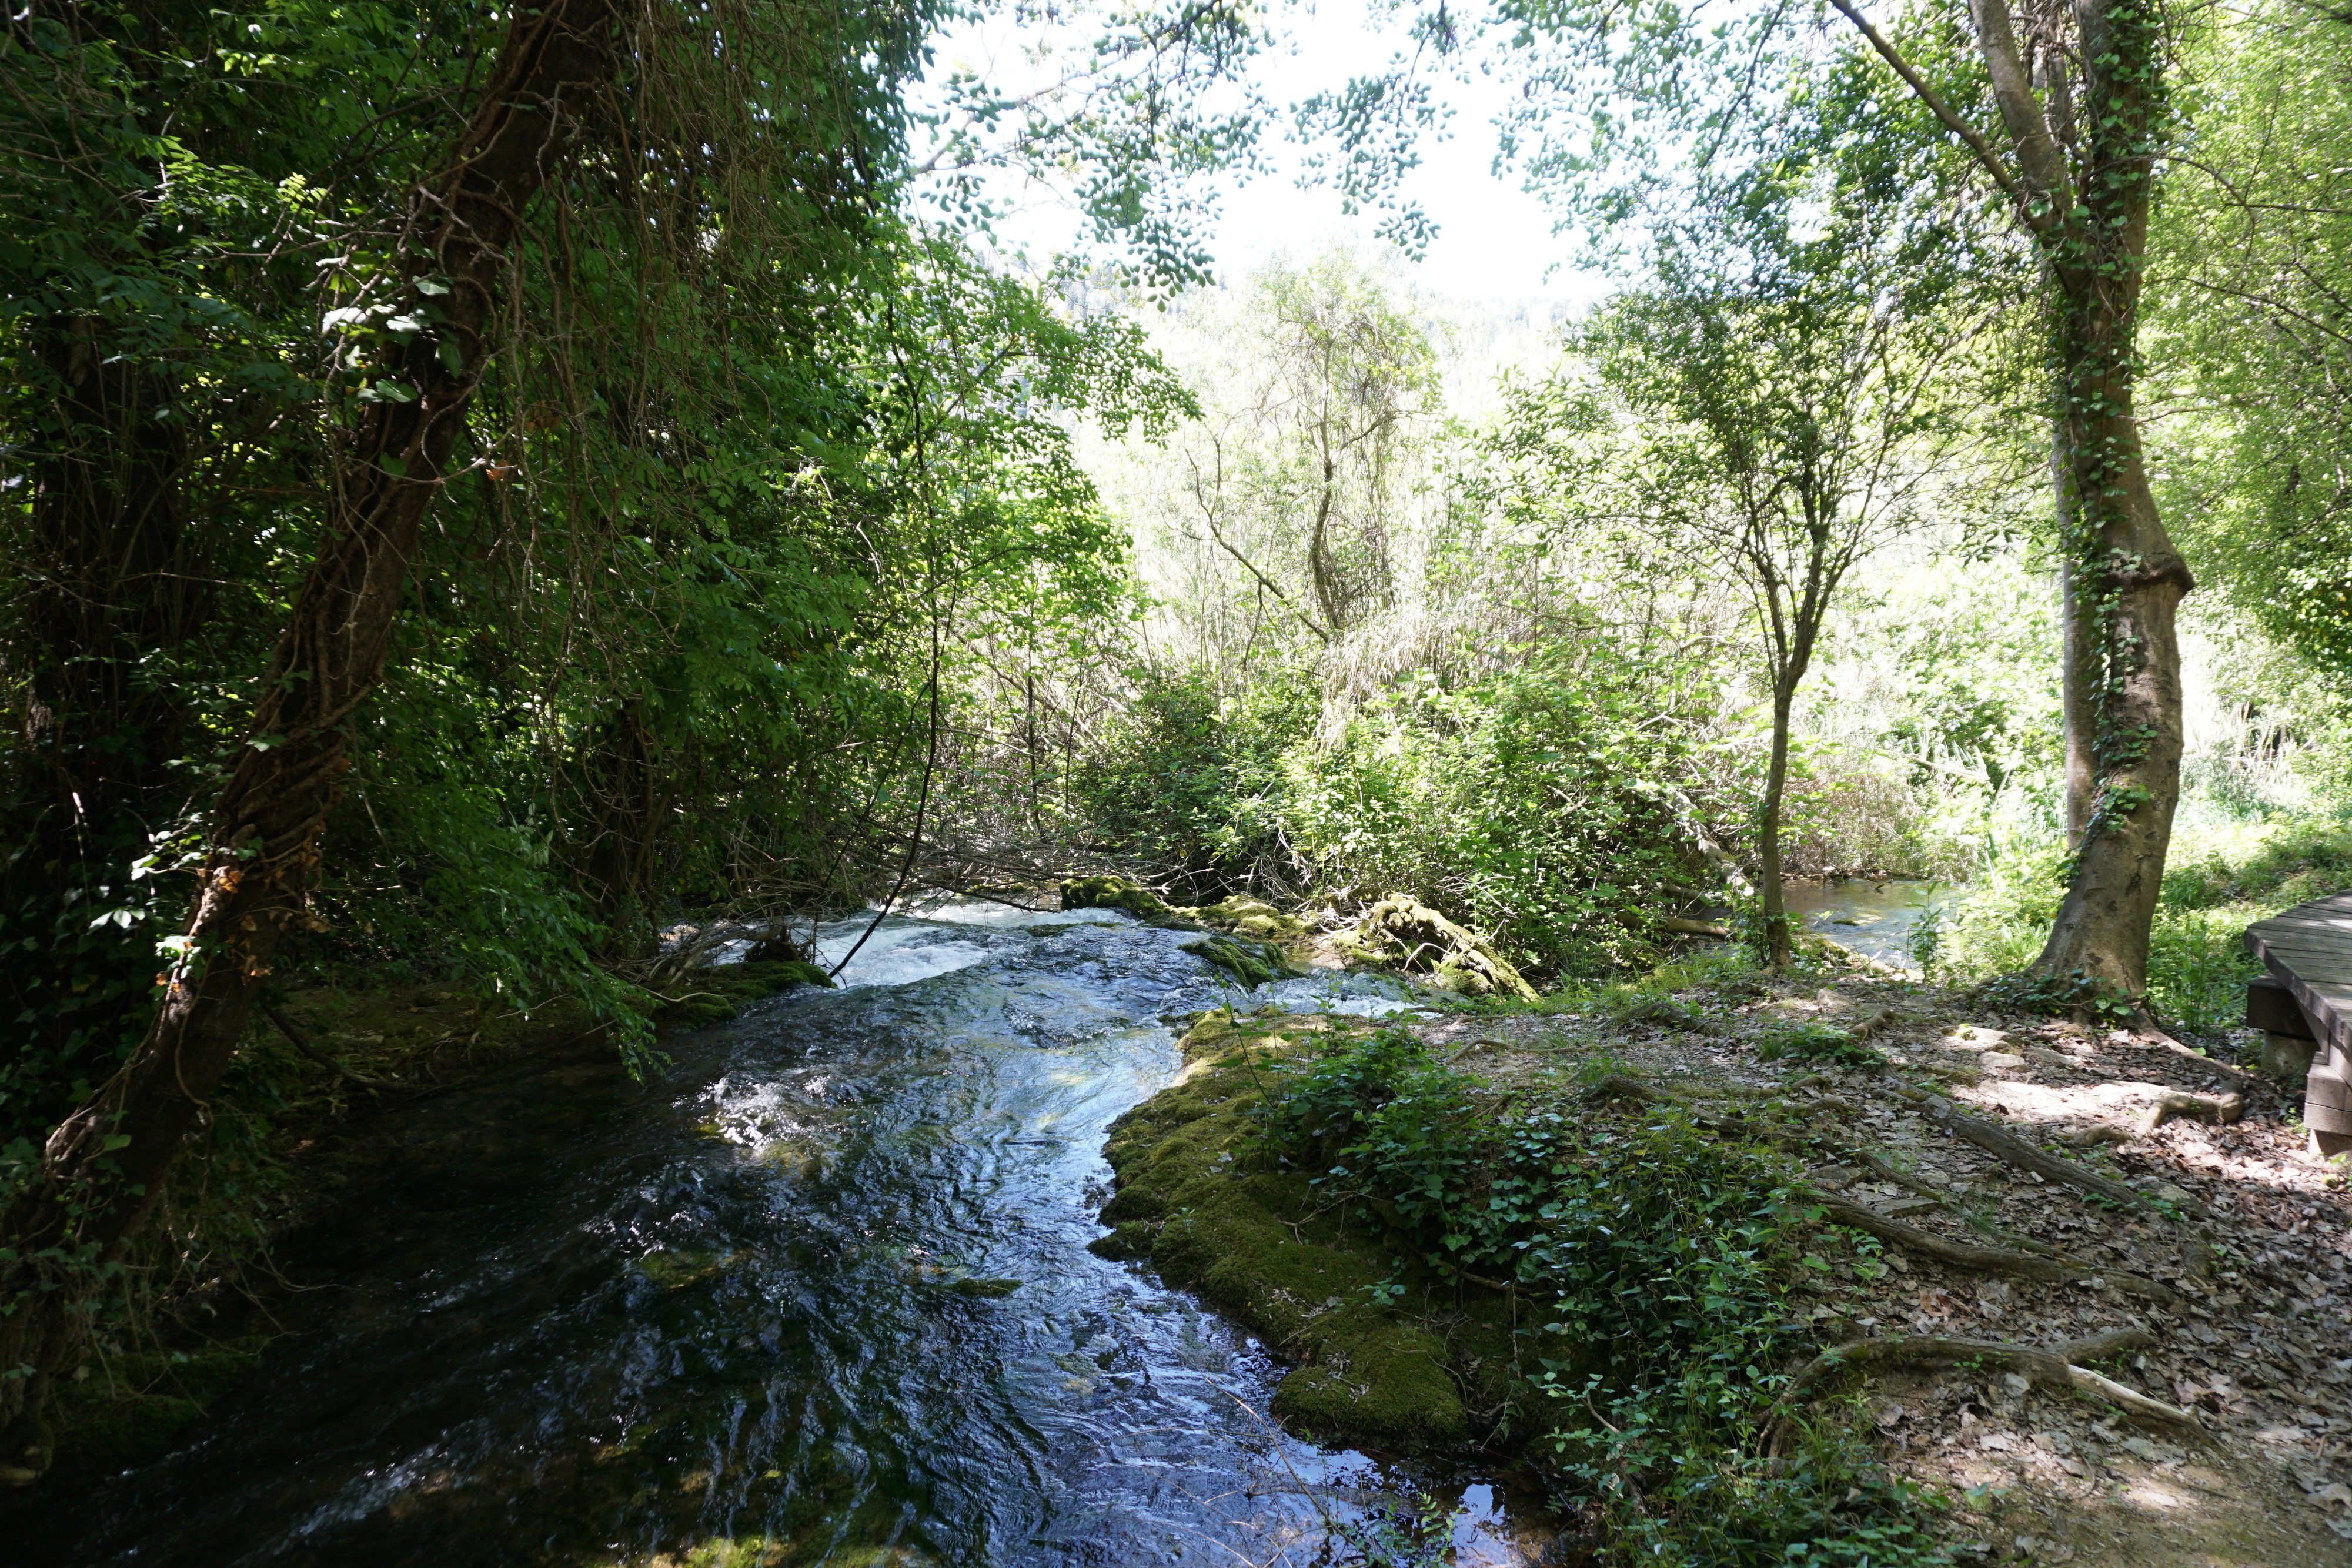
xmin=1091 ymin=1011 xmax=1535 ymax=1449
xmin=1060 ymin=874 xmax=1174 ymax=917
xmin=1187 ymin=895 xmax=1311 ymax=942
xmin=41 ymin=1339 xmax=268 ymax=1477
xmin=1180 ymin=935 xmax=1304 ymax=988
xmin=653 ymin=959 xmax=834 ymax=1028
xmin=635 ymin=1246 xmax=737 ymax=1291
xmin=1058 ymin=875 xmax=1208 ymax=931
xmin=1335 ymin=894 xmax=1539 ymax=1001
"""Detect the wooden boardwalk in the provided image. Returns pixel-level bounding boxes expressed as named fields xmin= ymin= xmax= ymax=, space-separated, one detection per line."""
xmin=2245 ymin=889 xmax=2352 ymax=1146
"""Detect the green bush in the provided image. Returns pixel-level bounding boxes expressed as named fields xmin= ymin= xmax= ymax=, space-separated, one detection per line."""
xmin=1071 ymin=644 xmax=1723 ymax=981
xmin=1277 ymin=647 xmax=1706 ymax=979
xmin=1069 ymin=664 xmax=1312 ymax=901
xmin=1934 ymin=811 xmax=2351 ymax=1034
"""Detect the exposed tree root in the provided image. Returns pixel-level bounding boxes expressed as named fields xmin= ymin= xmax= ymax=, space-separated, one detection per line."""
xmin=1847 ymin=1005 xmax=1900 ymax=1042
xmin=2137 ymin=1090 xmax=2244 ymax=1137
xmin=268 ymin=1007 xmax=402 ymax=1092
xmin=2141 ymin=1027 xmax=2263 ymax=1088
xmin=1802 ymin=1139 xmax=2083 ymax=1259
xmin=2056 ymin=1123 xmax=2135 ymax=1149
xmin=1582 ymin=1072 xmax=1672 ymax=1106
xmin=1776 ymin=1328 xmax=2207 ymax=1437
xmin=1914 ymin=1093 xmax=2220 ymax=1223
xmin=1846 ymin=1149 xmax=1951 ymax=1208
xmin=1803 ymin=1191 xmax=2177 ymax=1305
xmin=1659 ymin=916 xmax=1732 ymax=938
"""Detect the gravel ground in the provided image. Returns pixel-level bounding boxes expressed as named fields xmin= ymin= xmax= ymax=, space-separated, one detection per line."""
xmin=1408 ymin=970 xmax=2352 ymax=1567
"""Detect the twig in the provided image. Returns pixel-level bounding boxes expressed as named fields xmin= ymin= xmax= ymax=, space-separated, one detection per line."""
xmin=266 ymin=1007 xmax=400 ymax=1091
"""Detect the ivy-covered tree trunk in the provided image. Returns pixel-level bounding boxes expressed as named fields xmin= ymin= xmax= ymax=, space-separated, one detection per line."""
xmin=1834 ymin=0 xmax=2190 ymax=1003
xmin=2037 ymin=279 xmax=2190 ymax=999
xmin=1757 ymin=679 xmax=1798 ymax=969
xmin=0 ymin=0 xmax=619 ymax=1453
xmin=2050 ymin=444 xmax=2097 ymax=845
xmin=1977 ymin=0 xmax=2193 ymax=1001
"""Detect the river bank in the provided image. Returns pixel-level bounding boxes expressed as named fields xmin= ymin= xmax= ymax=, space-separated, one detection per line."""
xmin=12 ymin=884 xmax=2351 ymax=1566
xmin=1089 ymin=957 xmax=2352 ymax=1565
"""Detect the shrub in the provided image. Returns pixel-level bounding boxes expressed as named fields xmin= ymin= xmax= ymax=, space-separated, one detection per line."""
xmin=1068 ymin=663 xmax=1314 ymax=900
xmin=1278 ymin=646 xmax=1709 ymax=979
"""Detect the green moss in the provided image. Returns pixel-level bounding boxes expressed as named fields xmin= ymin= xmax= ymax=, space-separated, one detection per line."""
xmin=636 ymin=1248 xmax=735 ymax=1291
xmin=1331 ymin=894 xmax=1539 ymax=1001
xmin=42 ymin=1340 xmax=267 ymax=1477
xmin=740 ymin=959 xmax=834 ymax=992
xmin=1188 ymin=895 xmax=1311 ymax=941
xmin=1093 ymin=1012 xmax=1526 ymax=1449
xmin=1180 ymin=935 xmax=1304 ymax=987
xmin=1057 ymin=875 xmax=1214 ymax=931
xmin=1061 ymin=874 xmax=1176 ymax=917
xmin=652 ymin=959 xmax=834 ymax=1029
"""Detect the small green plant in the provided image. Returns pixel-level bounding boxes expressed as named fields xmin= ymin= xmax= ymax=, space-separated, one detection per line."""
xmin=1329 ymin=1486 xmax=1459 ymax=1567
xmin=1651 ymin=944 xmax=1763 ymax=992
xmin=1755 ymin=1021 xmax=1885 ymax=1068
xmin=1247 ymin=1032 xmax=1949 ymax=1565
xmin=1976 ymin=968 xmax=2135 ymax=1025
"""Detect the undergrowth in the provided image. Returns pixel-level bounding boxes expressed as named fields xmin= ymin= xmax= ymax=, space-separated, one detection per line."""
xmin=1933 ymin=811 xmax=2351 ymax=1035
xmin=1252 ymin=1028 xmax=1949 ymax=1566
xmin=1755 ymin=1021 xmax=1886 ymax=1069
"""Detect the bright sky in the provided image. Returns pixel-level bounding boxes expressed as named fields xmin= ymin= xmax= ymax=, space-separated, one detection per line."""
xmin=918 ymin=0 xmax=1610 ymax=311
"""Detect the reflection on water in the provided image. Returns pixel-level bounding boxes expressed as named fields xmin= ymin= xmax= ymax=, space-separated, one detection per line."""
xmin=34 ymin=909 xmax=1538 ymax=1566
xmin=1779 ymin=878 xmax=1960 ymax=969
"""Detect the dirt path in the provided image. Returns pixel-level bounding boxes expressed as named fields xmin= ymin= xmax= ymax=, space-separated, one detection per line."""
xmin=1419 ymin=971 xmax=2352 ymax=1566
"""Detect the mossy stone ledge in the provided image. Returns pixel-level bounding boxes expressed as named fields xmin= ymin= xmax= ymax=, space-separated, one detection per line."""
xmin=649 ymin=959 xmax=834 ymax=1028
xmin=1092 ymin=1009 xmax=1560 ymax=1449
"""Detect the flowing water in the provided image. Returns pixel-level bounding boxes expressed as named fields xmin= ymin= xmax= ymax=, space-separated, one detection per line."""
xmin=37 ymin=904 xmax=1540 ymax=1567
xmin=1779 ymin=879 xmax=1959 ymax=969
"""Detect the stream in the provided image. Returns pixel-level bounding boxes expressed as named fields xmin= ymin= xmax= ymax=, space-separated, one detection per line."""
xmin=1779 ymin=879 xmax=1957 ymax=969
xmin=34 ymin=902 xmax=1540 ymax=1567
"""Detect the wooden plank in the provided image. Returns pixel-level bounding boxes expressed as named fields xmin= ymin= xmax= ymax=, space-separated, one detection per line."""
xmin=2246 ymin=890 xmax=2352 ymax=1065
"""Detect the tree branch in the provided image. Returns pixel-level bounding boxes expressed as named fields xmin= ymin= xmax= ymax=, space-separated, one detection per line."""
xmin=1823 ymin=0 xmax=2030 ymax=215
xmin=1963 ymin=0 xmax=2076 ymax=224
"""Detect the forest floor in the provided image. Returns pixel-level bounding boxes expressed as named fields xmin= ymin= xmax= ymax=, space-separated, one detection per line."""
xmin=1411 ymin=966 xmax=2352 ymax=1567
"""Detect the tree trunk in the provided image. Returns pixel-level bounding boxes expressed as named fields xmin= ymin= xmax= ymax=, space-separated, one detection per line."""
xmin=2031 ymin=316 xmax=2190 ymax=997
xmin=2052 ymin=438 xmax=2097 ymax=844
xmin=0 ymin=0 xmax=619 ymax=1453
xmin=1759 ymin=681 xmax=1796 ymax=969
xmin=2014 ymin=0 xmax=2192 ymax=1001
xmin=1307 ymin=456 xmax=1343 ymax=636
xmin=1830 ymin=0 xmax=2189 ymax=999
